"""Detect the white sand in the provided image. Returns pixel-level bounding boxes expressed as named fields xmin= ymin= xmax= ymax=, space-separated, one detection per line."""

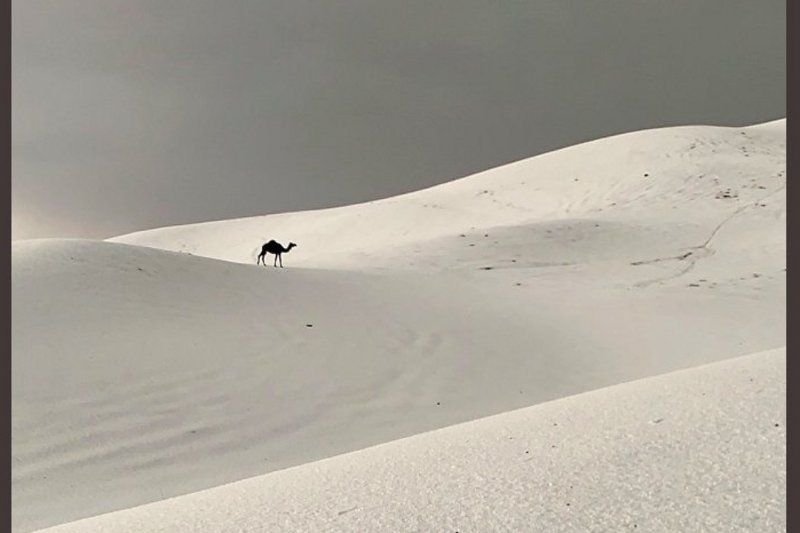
xmin=112 ymin=120 xmax=786 ymax=276
xmin=12 ymin=120 xmax=785 ymax=531
xmin=37 ymin=347 xmax=786 ymax=533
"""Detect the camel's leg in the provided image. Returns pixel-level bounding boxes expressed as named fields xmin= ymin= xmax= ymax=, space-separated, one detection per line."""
xmin=279 ymin=254 xmax=284 ymax=268
xmin=257 ymin=252 xmax=264 ymax=265
xmin=274 ymin=254 xmax=278 ymax=267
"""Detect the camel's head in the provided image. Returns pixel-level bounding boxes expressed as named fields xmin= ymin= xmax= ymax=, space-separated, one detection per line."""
xmin=288 ymin=242 xmax=297 ymax=251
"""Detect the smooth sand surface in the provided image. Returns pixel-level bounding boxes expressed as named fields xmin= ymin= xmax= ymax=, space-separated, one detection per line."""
xmin=39 ymin=348 xmax=785 ymax=532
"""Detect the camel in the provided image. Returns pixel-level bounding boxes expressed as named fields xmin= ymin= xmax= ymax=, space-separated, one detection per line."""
xmin=257 ymin=240 xmax=297 ymax=268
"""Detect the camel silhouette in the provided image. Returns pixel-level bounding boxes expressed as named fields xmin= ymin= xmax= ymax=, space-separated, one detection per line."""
xmin=257 ymin=240 xmax=297 ymax=268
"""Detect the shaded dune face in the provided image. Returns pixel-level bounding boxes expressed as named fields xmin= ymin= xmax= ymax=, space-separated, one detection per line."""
xmin=13 ymin=120 xmax=785 ymax=532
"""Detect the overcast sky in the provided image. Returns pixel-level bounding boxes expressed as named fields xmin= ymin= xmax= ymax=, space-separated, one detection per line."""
xmin=12 ymin=1 xmax=785 ymax=240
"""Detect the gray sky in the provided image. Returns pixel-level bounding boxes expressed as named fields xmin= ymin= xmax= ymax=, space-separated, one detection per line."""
xmin=12 ymin=1 xmax=785 ymax=240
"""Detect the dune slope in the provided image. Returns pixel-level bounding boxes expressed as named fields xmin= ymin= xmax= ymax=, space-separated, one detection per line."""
xmin=112 ymin=120 xmax=785 ymax=275
xmin=14 ymin=236 xmax=783 ymax=531
xmin=38 ymin=347 xmax=786 ymax=533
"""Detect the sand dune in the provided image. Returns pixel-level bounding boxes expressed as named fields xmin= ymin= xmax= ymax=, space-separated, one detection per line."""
xmin=112 ymin=120 xmax=785 ymax=272
xmin=38 ymin=347 xmax=786 ymax=533
xmin=12 ymin=120 xmax=785 ymax=531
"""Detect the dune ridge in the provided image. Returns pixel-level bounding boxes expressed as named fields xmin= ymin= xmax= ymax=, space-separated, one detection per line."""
xmin=112 ymin=120 xmax=785 ymax=271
